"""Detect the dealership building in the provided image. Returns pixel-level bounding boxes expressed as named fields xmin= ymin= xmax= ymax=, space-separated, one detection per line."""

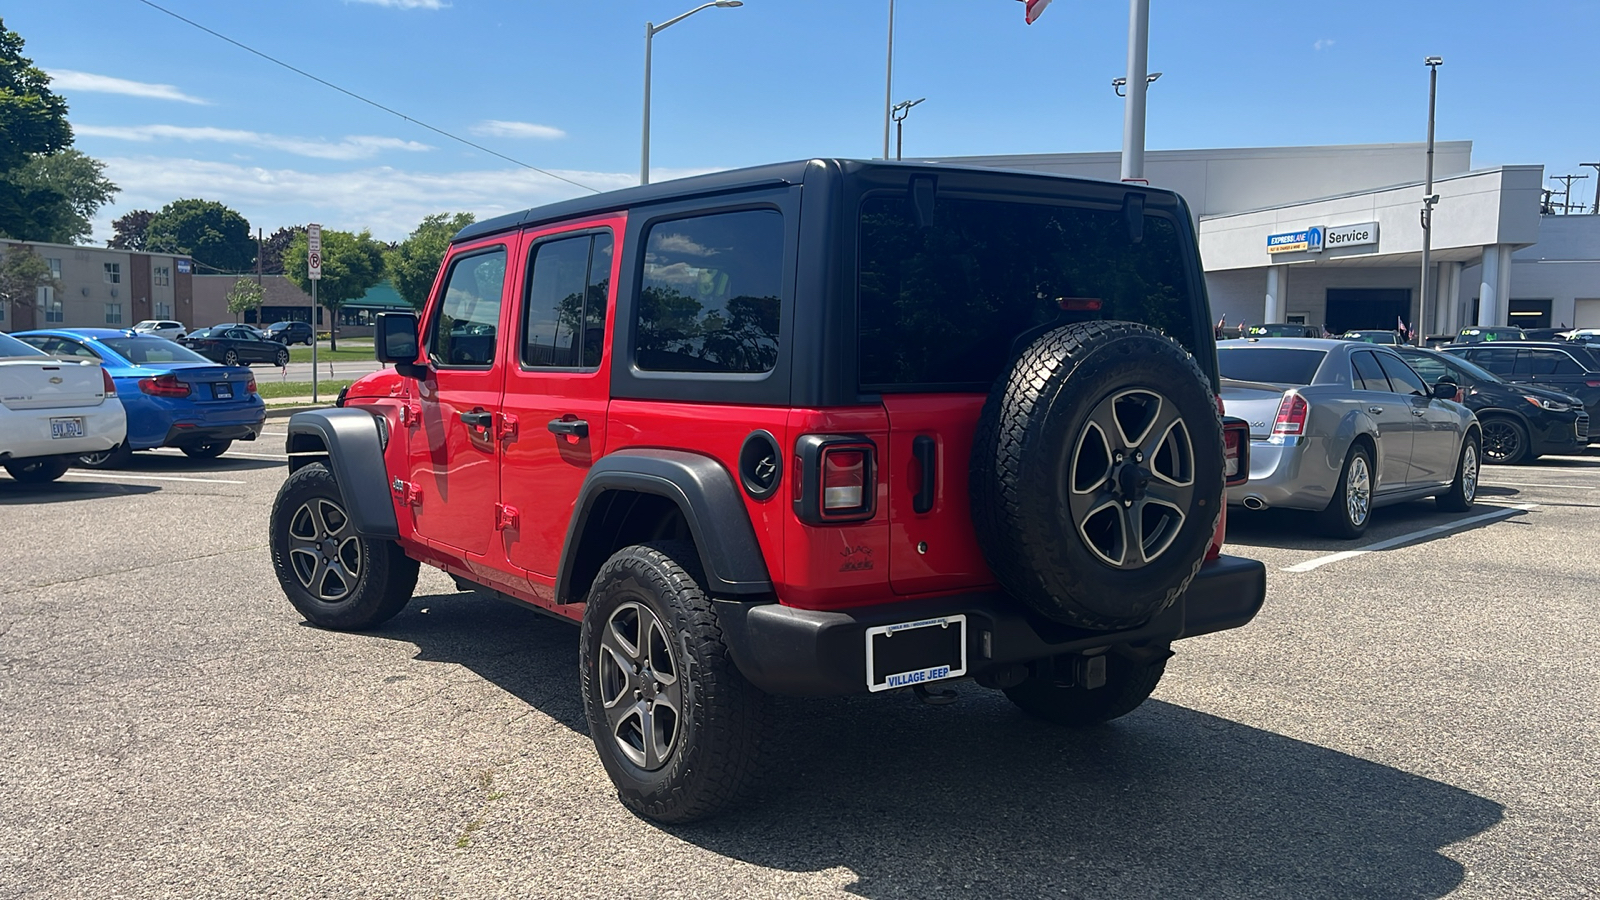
xmin=944 ymin=142 xmax=1600 ymax=336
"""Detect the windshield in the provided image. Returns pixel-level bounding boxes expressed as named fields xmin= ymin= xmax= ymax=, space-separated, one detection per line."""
xmin=0 ymin=332 xmax=47 ymax=357
xmin=1246 ymin=324 xmax=1313 ymax=337
xmin=99 ymin=337 xmax=212 ymax=365
xmin=1217 ymin=347 xmax=1327 ymax=385
xmin=1344 ymin=331 xmax=1398 ymax=344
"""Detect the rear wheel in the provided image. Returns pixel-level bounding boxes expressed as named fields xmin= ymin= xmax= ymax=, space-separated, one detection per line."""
xmin=77 ymin=443 xmax=134 ymax=469
xmin=1316 ymin=445 xmax=1373 ymax=539
xmin=1479 ymin=417 xmax=1528 ymax=465
xmin=275 ymin=348 xmax=289 ymax=366
xmin=180 ymin=440 xmax=232 ymax=460
xmin=222 ymin=349 xmax=240 ymax=366
xmin=1003 ymin=652 xmax=1167 ymax=726
xmin=4 ymin=457 xmax=71 ymax=483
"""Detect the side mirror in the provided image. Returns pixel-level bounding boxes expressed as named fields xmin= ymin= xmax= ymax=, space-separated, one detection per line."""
xmin=375 ymin=311 xmax=423 ymax=378
xmin=1431 ymin=381 xmax=1458 ymax=400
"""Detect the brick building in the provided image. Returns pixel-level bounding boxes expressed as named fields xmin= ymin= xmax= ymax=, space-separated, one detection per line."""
xmin=0 ymin=239 xmax=194 ymax=333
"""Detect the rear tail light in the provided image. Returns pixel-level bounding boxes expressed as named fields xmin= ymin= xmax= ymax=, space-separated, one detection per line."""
xmin=1271 ymin=393 xmax=1308 ymax=437
xmin=794 ymin=435 xmax=877 ymax=524
xmin=101 ymin=368 xmax=117 ymax=398
xmin=246 ymin=375 xmax=258 ymax=394
xmin=1221 ymin=417 xmax=1250 ymax=487
xmin=139 ymin=374 xmax=191 ymax=397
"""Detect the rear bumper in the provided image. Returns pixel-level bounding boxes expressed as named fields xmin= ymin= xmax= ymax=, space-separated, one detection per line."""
xmin=1227 ymin=436 xmax=1338 ymax=511
xmin=715 ymin=554 xmax=1266 ymax=697
xmin=161 ymin=421 xmax=262 ymax=447
xmin=0 ymin=403 xmax=126 ymax=461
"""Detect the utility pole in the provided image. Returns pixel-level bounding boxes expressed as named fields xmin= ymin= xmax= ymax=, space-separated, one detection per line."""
xmin=883 ymin=0 xmax=895 ymax=159
xmin=1552 ymin=174 xmax=1588 ymax=214
xmin=1119 ymin=0 xmax=1151 ymax=182
xmin=1418 ymin=56 xmax=1442 ymax=345
xmin=1584 ymin=163 xmax=1600 ymax=213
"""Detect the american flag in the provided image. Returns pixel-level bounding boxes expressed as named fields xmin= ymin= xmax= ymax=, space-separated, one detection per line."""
xmin=1021 ymin=0 xmax=1053 ymax=24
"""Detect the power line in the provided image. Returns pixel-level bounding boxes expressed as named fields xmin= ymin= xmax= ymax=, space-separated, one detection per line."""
xmin=1550 ymin=173 xmax=1589 ymax=215
xmin=130 ymin=0 xmax=602 ymax=194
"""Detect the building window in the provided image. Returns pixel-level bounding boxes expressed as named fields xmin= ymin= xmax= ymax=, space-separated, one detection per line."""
xmin=104 ymin=262 xmax=121 ymax=284
xmin=0 ymin=300 xmax=6 ymax=322
xmin=155 ymin=301 xmax=172 ymax=318
xmin=41 ymin=285 xmax=63 ymax=322
xmin=153 ymin=265 xmax=171 ymax=286
xmin=105 ymin=303 xmax=123 ymax=325
xmin=46 ymin=257 xmax=61 ymax=280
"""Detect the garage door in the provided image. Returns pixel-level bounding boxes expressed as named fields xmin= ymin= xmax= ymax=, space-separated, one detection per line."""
xmin=1575 ymin=299 xmax=1600 ymax=329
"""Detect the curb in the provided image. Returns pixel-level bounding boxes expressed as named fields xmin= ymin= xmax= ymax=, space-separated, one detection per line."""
xmin=265 ymin=404 xmax=332 ymax=419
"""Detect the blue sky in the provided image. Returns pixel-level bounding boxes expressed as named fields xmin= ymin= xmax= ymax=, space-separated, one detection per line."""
xmin=12 ymin=0 xmax=1600 ymax=243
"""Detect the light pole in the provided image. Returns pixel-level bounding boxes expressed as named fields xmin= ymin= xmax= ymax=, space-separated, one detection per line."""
xmin=1111 ymin=72 xmax=1161 ymax=97
xmin=1418 ymin=55 xmax=1442 ymax=345
xmin=1119 ymin=0 xmax=1151 ymax=182
xmin=891 ymin=97 xmax=925 ymax=160
xmin=641 ymin=1 xmax=742 ymax=186
xmin=883 ymin=0 xmax=896 ymax=159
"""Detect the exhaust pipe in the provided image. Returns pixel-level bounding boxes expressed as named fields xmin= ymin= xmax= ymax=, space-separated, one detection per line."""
xmin=1241 ymin=495 xmax=1266 ymax=511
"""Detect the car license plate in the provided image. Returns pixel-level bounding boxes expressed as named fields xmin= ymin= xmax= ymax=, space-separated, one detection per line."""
xmin=50 ymin=417 xmax=85 ymax=439
xmin=865 ymin=615 xmax=967 ymax=692
xmin=214 ymin=382 xmax=232 ymax=399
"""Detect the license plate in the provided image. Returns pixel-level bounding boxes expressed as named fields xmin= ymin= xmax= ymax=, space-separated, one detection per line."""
xmin=865 ymin=615 xmax=967 ymax=692
xmin=50 ymin=417 xmax=85 ymax=439
xmin=214 ymin=382 xmax=232 ymax=399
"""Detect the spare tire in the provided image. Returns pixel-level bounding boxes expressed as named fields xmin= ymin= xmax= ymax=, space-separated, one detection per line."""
xmin=971 ymin=321 xmax=1223 ymax=630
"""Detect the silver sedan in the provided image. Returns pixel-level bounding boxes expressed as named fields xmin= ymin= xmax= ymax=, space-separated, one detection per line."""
xmin=1218 ymin=338 xmax=1480 ymax=538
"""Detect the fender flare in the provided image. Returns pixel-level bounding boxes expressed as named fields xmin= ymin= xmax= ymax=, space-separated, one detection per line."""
xmin=556 ymin=449 xmax=773 ymax=602
xmin=285 ymin=409 xmax=399 ymax=540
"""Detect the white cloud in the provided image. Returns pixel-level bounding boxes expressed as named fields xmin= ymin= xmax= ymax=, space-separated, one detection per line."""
xmin=47 ymin=69 xmax=208 ymax=105
xmin=1313 ymin=38 xmax=1336 ymax=51
xmin=471 ymin=120 xmax=567 ymax=141
xmin=72 ymin=124 xmax=432 ymax=161
xmin=346 ymin=0 xmax=448 ymax=8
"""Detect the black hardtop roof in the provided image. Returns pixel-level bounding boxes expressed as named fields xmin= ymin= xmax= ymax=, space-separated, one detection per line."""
xmin=452 ymin=158 xmax=1184 ymax=244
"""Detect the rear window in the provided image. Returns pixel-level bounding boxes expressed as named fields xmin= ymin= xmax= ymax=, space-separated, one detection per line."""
xmin=1217 ymin=347 xmax=1327 ymax=385
xmin=100 ymin=337 xmax=211 ymax=365
xmin=0 ymin=332 xmax=46 ymax=357
xmin=857 ymin=194 xmax=1202 ymax=390
xmin=1248 ymin=324 xmax=1314 ymax=337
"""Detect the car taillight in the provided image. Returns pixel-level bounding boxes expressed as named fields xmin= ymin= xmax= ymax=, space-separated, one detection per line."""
xmin=139 ymin=374 xmax=191 ymax=397
xmin=101 ymin=368 xmax=117 ymax=398
xmin=1271 ymin=393 xmax=1308 ymax=437
xmin=246 ymin=375 xmax=257 ymax=394
xmin=794 ymin=435 xmax=877 ymax=524
xmin=1222 ymin=417 xmax=1250 ymax=487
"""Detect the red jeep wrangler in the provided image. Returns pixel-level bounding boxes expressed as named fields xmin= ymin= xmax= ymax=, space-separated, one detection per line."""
xmin=269 ymin=160 xmax=1264 ymax=823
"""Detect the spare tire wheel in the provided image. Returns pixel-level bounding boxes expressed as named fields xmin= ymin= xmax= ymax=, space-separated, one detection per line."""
xmin=971 ymin=321 xmax=1224 ymax=630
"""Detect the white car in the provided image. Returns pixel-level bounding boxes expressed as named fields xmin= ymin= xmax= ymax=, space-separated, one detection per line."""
xmin=132 ymin=320 xmax=187 ymax=341
xmin=0 ymin=331 xmax=127 ymax=483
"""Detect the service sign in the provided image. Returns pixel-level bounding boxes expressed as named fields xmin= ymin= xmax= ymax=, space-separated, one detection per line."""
xmin=1324 ymin=221 xmax=1379 ymax=250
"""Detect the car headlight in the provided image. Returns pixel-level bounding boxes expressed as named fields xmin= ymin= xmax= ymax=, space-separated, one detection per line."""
xmin=1524 ymin=395 xmax=1570 ymax=412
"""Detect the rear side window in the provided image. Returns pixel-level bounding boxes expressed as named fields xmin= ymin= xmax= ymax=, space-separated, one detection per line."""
xmin=430 ymin=248 xmax=507 ymax=368
xmin=522 ymin=231 xmax=613 ymax=369
xmin=0 ymin=332 xmax=46 ymax=357
xmin=857 ymin=194 xmax=1202 ymax=390
xmin=1376 ymin=353 xmax=1428 ymax=396
xmin=1398 ymin=351 xmax=1448 ymax=383
xmin=1351 ymin=351 xmax=1391 ymax=392
xmin=1465 ymin=347 xmax=1518 ymax=375
xmin=1518 ymin=349 xmax=1583 ymax=376
xmin=635 ymin=209 xmax=783 ymax=374
xmin=1217 ymin=348 xmax=1326 ymax=385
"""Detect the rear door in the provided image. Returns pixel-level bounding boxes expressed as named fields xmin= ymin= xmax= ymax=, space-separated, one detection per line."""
xmin=1350 ymin=350 xmax=1415 ymax=488
xmin=405 ymin=242 xmax=513 ymax=561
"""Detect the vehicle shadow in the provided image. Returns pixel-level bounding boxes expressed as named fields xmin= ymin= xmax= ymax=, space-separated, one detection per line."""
xmin=369 ymin=591 xmax=1501 ymax=899
xmin=0 ymin=480 xmax=161 ymax=504
xmin=1224 ymin=500 xmax=1525 ymax=553
xmin=84 ymin=452 xmax=283 ymax=474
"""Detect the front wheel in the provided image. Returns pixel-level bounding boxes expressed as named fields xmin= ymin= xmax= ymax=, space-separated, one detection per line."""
xmin=181 ymin=440 xmax=232 ymax=460
xmin=269 ymin=462 xmax=418 ymax=630
xmin=1479 ymin=417 xmax=1528 ymax=465
xmin=1003 ymin=652 xmax=1167 ymax=726
xmin=4 ymin=457 xmax=71 ymax=483
xmin=1316 ymin=444 xmax=1374 ymax=539
xmin=580 ymin=541 xmax=770 ymax=824
xmin=1436 ymin=435 xmax=1479 ymax=513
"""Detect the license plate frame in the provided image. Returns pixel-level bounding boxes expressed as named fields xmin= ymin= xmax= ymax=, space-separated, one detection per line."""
xmin=214 ymin=382 xmax=233 ymax=400
xmin=865 ymin=614 xmax=967 ymax=692
xmin=50 ymin=416 xmax=85 ymax=439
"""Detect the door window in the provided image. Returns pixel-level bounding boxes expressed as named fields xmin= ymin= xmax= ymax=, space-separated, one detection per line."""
xmin=1518 ymin=349 xmax=1583 ymax=376
xmin=1464 ymin=347 xmax=1517 ymax=375
xmin=522 ymin=232 xmax=613 ymax=369
xmin=1376 ymin=353 xmax=1429 ymax=397
xmin=1400 ymin=352 xmax=1449 ymax=384
xmin=1351 ymin=351 xmax=1392 ymax=392
xmin=430 ymin=247 xmax=508 ymax=368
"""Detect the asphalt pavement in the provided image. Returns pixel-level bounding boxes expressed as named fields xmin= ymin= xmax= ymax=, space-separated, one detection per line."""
xmin=1 ymin=438 xmax=1596 ymax=898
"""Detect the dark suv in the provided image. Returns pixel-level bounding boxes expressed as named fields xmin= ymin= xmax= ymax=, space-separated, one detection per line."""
xmin=268 ymin=160 xmax=1266 ymax=823
xmin=266 ymin=320 xmax=314 ymax=346
xmin=1444 ymin=341 xmax=1600 ymax=440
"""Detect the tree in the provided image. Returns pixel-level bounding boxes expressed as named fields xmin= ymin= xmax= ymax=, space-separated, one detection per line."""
xmin=283 ymin=228 xmax=386 ymax=351
xmin=386 ymin=212 xmax=474 ymax=309
xmin=225 ymin=278 xmax=264 ymax=322
xmin=0 ymin=244 xmax=56 ymax=314
xmin=257 ymin=225 xmax=305 ymax=275
xmin=0 ymin=18 xmax=71 ymax=173
xmin=0 ymin=149 xmax=117 ymax=244
xmin=145 ymin=199 xmax=255 ymax=273
xmin=108 ymin=209 xmax=155 ymax=251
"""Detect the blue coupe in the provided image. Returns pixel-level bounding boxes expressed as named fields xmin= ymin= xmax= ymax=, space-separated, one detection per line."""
xmin=13 ymin=329 xmax=266 ymax=466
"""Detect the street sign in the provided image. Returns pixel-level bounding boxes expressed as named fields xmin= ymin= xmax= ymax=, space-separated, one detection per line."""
xmin=307 ymin=223 xmax=322 ymax=281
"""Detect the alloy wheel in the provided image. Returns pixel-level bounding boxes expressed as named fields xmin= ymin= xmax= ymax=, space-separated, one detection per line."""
xmin=1481 ymin=421 xmax=1521 ymax=464
xmin=597 ymin=601 xmax=683 ymax=771
xmin=1462 ymin=443 xmax=1478 ymax=502
xmin=286 ymin=497 xmax=363 ymax=602
xmin=1346 ymin=455 xmax=1372 ymax=526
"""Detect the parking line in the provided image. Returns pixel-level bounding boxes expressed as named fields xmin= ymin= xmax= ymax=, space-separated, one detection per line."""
xmin=1282 ymin=503 xmax=1538 ymax=573
xmin=148 ymin=447 xmax=286 ymax=461
xmin=1479 ymin=481 xmax=1600 ymax=490
xmin=64 ymin=472 xmax=246 ymax=485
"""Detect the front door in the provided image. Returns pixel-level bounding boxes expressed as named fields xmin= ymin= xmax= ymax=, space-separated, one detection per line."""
xmin=406 ymin=243 xmax=512 ymax=559
xmin=1377 ymin=351 xmax=1455 ymax=485
xmin=498 ymin=218 xmax=621 ymax=585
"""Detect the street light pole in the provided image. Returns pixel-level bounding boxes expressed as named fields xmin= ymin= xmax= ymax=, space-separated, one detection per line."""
xmin=891 ymin=97 xmax=925 ymax=161
xmin=1418 ymin=56 xmax=1443 ymax=345
xmin=883 ymin=0 xmax=895 ymax=160
xmin=641 ymin=1 xmax=743 ymax=186
xmin=1119 ymin=0 xmax=1151 ymax=182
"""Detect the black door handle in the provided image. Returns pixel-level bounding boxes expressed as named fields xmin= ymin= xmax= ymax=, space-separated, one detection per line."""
xmin=912 ymin=435 xmax=936 ymax=514
xmin=547 ymin=418 xmax=589 ymax=439
xmin=459 ymin=411 xmax=493 ymax=428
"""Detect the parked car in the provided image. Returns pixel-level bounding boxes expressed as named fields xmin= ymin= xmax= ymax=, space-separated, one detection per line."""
xmin=1340 ymin=330 xmax=1403 ymax=344
xmin=13 ymin=329 xmax=266 ymax=465
xmin=1244 ymin=323 xmax=1326 ymax=338
xmin=0 ymin=331 xmax=126 ymax=483
xmin=265 ymin=320 xmax=314 ymax=346
xmin=1393 ymin=345 xmax=1587 ymax=463
xmin=1520 ymin=327 xmax=1571 ymax=341
xmin=132 ymin=319 xmax=187 ymax=341
xmin=1442 ymin=341 xmax=1600 ymax=439
xmin=1218 ymin=338 xmax=1479 ymax=538
xmin=1454 ymin=326 xmax=1526 ymax=344
xmin=269 ymin=158 xmax=1267 ymax=823
xmin=183 ymin=325 xmax=290 ymax=367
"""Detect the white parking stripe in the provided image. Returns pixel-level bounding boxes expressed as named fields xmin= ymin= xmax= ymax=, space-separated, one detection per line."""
xmin=148 ymin=447 xmax=286 ymax=461
xmin=1479 ymin=481 xmax=1600 ymax=490
xmin=1282 ymin=503 xmax=1538 ymax=573
xmin=63 ymin=472 xmax=246 ymax=485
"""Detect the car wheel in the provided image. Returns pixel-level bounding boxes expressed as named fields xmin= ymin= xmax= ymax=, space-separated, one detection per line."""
xmin=580 ymin=541 xmax=771 ymax=824
xmin=4 ymin=457 xmax=71 ymax=483
xmin=269 ymin=462 xmax=419 ymax=630
xmin=77 ymin=443 xmax=134 ymax=469
xmin=1479 ymin=417 xmax=1528 ymax=465
xmin=180 ymin=440 xmax=232 ymax=460
xmin=275 ymin=348 xmax=290 ymax=366
xmin=1315 ymin=444 xmax=1374 ymax=539
xmin=223 ymin=349 xmax=240 ymax=366
xmin=1003 ymin=651 xmax=1168 ymax=726
xmin=1436 ymin=434 xmax=1480 ymax=513
xmin=970 ymin=321 xmax=1224 ymax=630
